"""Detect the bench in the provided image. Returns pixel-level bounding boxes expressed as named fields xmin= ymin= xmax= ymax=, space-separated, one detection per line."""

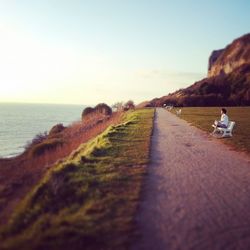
xmin=212 ymin=121 xmax=235 ymax=138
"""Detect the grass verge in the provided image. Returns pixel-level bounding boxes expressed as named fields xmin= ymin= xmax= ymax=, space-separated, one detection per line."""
xmin=0 ymin=108 xmax=154 ymax=250
xmin=170 ymin=107 xmax=250 ymax=154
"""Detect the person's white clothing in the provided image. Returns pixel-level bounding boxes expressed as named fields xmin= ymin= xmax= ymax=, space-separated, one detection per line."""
xmin=220 ymin=113 xmax=229 ymax=126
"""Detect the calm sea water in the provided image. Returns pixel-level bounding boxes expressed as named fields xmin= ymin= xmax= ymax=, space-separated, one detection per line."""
xmin=0 ymin=103 xmax=85 ymax=158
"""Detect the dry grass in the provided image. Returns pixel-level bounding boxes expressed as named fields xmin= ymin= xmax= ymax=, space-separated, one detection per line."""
xmin=30 ymin=112 xmax=122 ymax=167
xmin=170 ymin=107 xmax=250 ymax=154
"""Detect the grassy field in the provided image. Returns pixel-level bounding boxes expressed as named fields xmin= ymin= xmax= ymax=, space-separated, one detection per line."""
xmin=171 ymin=107 xmax=250 ymax=154
xmin=0 ymin=108 xmax=154 ymax=250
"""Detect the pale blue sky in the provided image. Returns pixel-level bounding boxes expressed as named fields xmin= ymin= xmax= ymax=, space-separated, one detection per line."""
xmin=0 ymin=0 xmax=249 ymax=105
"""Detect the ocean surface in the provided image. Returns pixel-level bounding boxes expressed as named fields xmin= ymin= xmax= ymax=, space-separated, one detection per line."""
xmin=0 ymin=103 xmax=86 ymax=158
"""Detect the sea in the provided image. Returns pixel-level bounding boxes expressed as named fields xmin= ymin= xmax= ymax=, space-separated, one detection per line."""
xmin=0 ymin=103 xmax=86 ymax=158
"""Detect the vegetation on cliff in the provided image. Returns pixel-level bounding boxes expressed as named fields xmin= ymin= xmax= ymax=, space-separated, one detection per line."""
xmin=82 ymin=103 xmax=112 ymax=120
xmin=157 ymin=64 xmax=250 ymax=107
xmin=0 ymin=109 xmax=154 ymax=250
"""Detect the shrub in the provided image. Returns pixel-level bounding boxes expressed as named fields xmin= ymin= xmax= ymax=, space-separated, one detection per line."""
xmin=94 ymin=103 xmax=112 ymax=115
xmin=123 ymin=100 xmax=135 ymax=111
xmin=81 ymin=107 xmax=95 ymax=120
xmin=49 ymin=124 xmax=65 ymax=136
xmin=29 ymin=138 xmax=64 ymax=157
xmin=82 ymin=104 xmax=112 ymax=121
xmin=25 ymin=132 xmax=48 ymax=150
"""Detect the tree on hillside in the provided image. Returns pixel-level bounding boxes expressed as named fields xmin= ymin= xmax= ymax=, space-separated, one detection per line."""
xmin=123 ymin=100 xmax=135 ymax=111
xmin=94 ymin=103 xmax=112 ymax=116
xmin=112 ymin=102 xmax=124 ymax=112
xmin=81 ymin=103 xmax=112 ymax=121
xmin=82 ymin=107 xmax=95 ymax=120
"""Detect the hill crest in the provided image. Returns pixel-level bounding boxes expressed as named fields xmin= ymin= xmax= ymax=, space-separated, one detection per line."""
xmin=140 ymin=33 xmax=250 ymax=107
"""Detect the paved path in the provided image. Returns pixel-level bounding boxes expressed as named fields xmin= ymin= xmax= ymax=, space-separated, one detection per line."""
xmin=132 ymin=108 xmax=250 ymax=250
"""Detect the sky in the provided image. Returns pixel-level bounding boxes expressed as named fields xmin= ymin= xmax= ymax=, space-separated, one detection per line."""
xmin=0 ymin=0 xmax=249 ymax=105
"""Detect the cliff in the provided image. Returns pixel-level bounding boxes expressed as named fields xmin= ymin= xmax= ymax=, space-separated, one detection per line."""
xmin=208 ymin=34 xmax=250 ymax=77
xmin=208 ymin=49 xmax=225 ymax=76
xmin=140 ymin=33 xmax=250 ymax=107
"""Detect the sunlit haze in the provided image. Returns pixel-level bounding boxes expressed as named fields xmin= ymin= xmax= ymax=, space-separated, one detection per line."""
xmin=0 ymin=0 xmax=249 ymax=105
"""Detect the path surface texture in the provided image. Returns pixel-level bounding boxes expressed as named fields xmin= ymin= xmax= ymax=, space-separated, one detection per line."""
xmin=133 ymin=108 xmax=250 ymax=250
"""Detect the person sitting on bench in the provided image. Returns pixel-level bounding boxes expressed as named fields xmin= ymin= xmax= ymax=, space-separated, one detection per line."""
xmin=214 ymin=108 xmax=229 ymax=128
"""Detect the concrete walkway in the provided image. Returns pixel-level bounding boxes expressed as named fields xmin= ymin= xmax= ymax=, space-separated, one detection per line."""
xmin=132 ymin=108 xmax=250 ymax=250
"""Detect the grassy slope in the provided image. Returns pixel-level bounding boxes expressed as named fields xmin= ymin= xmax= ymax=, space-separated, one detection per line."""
xmin=0 ymin=113 xmax=122 ymax=227
xmin=0 ymin=109 xmax=154 ymax=250
xmin=171 ymin=107 xmax=250 ymax=154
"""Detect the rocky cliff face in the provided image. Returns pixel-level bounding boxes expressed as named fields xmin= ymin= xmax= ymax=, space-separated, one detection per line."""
xmin=208 ymin=33 xmax=250 ymax=77
xmin=208 ymin=49 xmax=225 ymax=75
xmin=139 ymin=33 xmax=250 ymax=107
